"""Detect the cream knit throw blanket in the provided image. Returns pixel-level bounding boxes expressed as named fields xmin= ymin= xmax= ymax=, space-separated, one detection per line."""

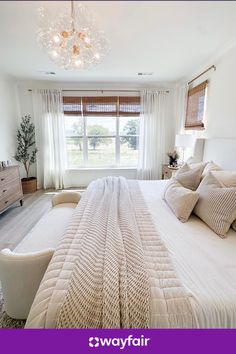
xmin=57 ymin=177 xmax=150 ymax=328
xmin=57 ymin=177 xmax=193 ymax=328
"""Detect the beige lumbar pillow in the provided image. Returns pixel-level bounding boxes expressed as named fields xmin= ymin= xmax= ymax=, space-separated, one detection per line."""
xmin=163 ymin=178 xmax=199 ymax=222
xmin=194 ymin=173 xmax=236 ymax=238
xmin=175 ymin=163 xmax=205 ymax=190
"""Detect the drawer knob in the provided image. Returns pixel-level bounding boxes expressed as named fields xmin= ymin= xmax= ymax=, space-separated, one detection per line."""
xmin=4 ymin=200 xmax=8 ymax=204
xmin=1 ymin=178 xmax=5 ymax=181
xmin=3 ymin=189 xmax=7 ymax=193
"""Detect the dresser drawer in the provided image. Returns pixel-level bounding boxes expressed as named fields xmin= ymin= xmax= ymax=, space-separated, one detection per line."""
xmin=0 ymin=178 xmax=22 ymax=199
xmin=0 ymin=167 xmax=19 ymax=186
xmin=0 ymin=189 xmax=23 ymax=212
xmin=0 ymin=166 xmax=23 ymax=214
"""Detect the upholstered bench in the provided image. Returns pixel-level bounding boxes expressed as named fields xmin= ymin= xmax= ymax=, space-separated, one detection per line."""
xmin=0 ymin=191 xmax=81 ymax=320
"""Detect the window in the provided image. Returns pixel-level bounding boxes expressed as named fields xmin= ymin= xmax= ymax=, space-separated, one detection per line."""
xmin=64 ymin=96 xmax=140 ymax=168
xmin=185 ymin=80 xmax=208 ymax=130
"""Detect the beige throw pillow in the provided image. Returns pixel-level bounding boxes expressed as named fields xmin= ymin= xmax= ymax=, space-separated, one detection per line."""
xmin=201 ymin=161 xmax=221 ymax=179
xmin=163 ymin=179 xmax=199 ymax=222
xmin=175 ymin=163 xmax=205 ymax=191
xmin=211 ymin=171 xmax=236 ymax=187
xmin=176 ymin=163 xmax=189 ymax=174
xmin=194 ymin=173 xmax=236 ymax=238
xmin=189 ymin=161 xmax=208 ymax=170
xmin=211 ymin=171 xmax=236 ymax=232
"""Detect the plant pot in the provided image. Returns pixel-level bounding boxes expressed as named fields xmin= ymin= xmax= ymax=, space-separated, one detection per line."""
xmin=21 ymin=177 xmax=37 ymax=194
xmin=169 ymin=157 xmax=178 ymax=167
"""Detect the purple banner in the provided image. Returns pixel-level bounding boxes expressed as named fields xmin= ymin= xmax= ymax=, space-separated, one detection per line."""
xmin=0 ymin=329 xmax=236 ymax=354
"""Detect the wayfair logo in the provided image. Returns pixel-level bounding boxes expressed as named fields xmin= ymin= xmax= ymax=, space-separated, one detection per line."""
xmin=88 ymin=335 xmax=150 ymax=350
xmin=89 ymin=337 xmax=100 ymax=348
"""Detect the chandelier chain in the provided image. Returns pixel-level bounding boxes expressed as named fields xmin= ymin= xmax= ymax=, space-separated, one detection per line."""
xmin=71 ymin=1 xmax=75 ymax=33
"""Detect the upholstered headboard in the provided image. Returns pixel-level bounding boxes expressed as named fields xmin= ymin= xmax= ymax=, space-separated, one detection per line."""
xmin=193 ymin=138 xmax=236 ymax=170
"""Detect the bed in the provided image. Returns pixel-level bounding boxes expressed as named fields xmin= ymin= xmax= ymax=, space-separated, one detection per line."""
xmin=25 ymin=138 xmax=236 ymax=328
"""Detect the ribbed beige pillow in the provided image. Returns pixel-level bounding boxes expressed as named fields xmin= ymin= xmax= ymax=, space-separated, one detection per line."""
xmin=163 ymin=179 xmax=199 ymax=222
xmin=175 ymin=163 xmax=205 ymax=191
xmin=194 ymin=173 xmax=236 ymax=238
xmin=212 ymin=171 xmax=236 ymax=231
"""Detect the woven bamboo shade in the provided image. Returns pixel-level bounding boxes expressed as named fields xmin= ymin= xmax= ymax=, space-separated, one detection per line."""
xmin=119 ymin=96 xmax=140 ymax=116
xmin=63 ymin=97 xmax=82 ymax=115
xmin=185 ymin=80 xmax=208 ymax=130
xmin=82 ymin=96 xmax=117 ymax=116
xmin=63 ymin=96 xmax=141 ymax=116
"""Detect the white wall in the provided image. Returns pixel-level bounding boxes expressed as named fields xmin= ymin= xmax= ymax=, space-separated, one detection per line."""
xmin=204 ymin=45 xmax=236 ymax=138
xmin=0 ymin=77 xmax=18 ymax=161
xmin=16 ymin=81 xmax=175 ymax=187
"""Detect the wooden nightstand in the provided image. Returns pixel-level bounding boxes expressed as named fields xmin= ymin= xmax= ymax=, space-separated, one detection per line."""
xmin=162 ymin=164 xmax=179 ymax=180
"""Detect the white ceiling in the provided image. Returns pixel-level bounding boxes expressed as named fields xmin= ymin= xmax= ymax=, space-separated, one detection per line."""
xmin=1 ymin=1 xmax=236 ymax=83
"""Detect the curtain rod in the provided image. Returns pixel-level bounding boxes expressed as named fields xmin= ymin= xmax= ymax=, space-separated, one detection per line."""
xmin=188 ymin=65 xmax=216 ymax=85
xmin=27 ymin=89 xmax=170 ymax=93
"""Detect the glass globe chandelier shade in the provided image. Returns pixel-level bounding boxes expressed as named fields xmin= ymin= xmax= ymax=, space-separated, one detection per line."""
xmin=37 ymin=1 xmax=109 ymax=70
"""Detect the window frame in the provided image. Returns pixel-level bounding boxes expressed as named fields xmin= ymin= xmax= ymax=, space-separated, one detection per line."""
xmin=64 ymin=107 xmax=140 ymax=169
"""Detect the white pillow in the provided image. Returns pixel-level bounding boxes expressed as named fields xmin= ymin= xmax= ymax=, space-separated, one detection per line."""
xmin=163 ymin=179 xmax=199 ymax=222
xmin=194 ymin=173 xmax=236 ymax=238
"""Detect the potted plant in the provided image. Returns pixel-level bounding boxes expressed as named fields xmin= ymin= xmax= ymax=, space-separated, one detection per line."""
xmin=14 ymin=115 xmax=38 ymax=194
xmin=167 ymin=150 xmax=180 ymax=167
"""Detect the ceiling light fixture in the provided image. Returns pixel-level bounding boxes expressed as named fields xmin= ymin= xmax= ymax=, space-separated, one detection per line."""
xmin=37 ymin=71 xmax=56 ymax=75
xmin=138 ymin=72 xmax=153 ymax=76
xmin=37 ymin=1 xmax=109 ymax=70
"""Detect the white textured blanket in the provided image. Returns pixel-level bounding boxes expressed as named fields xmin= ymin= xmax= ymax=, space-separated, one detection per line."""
xmin=56 ymin=177 xmax=193 ymax=328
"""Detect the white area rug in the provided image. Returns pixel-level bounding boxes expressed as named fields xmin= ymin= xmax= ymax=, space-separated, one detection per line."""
xmin=0 ymin=286 xmax=25 ymax=328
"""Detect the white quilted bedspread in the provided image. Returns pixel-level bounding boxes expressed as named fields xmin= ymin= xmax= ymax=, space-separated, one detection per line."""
xmin=26 ymin=179 xmax=236 ymax=328
xmin=26 ymin=178 xmax=193 ymax=328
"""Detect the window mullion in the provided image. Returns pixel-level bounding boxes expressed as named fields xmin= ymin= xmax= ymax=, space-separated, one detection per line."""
xmin=116 ymin=116 xmax=120 ymax=167
xmin=83 ymin=116 xmax=88 ymax=166
xmin=116 ymin=97 xmax=120 ymax=167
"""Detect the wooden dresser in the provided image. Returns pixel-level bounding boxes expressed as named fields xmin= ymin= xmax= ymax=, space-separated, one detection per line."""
xmin=0 ymin=166 xmax=23 ymax=214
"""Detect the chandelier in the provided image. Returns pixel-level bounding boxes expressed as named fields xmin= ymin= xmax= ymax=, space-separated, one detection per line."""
xmin=37 ymin=1 xmax=109 ymax=70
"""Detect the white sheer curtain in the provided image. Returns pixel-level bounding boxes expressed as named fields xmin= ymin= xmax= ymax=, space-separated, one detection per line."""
xmin=32 ymin=89 xmax=66 ymax=190
xmin=137 ymin=90 xmax=168 ymax=180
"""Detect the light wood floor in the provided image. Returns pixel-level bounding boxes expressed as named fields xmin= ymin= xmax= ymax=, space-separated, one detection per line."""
xmin=0 ymin=188 xmax=84 ymax=250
